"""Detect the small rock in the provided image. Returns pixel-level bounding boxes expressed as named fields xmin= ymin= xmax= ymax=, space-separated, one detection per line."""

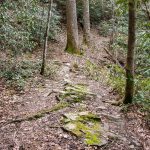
xmin=121 ymin=137 xmax=127 ymax=142
xmin=65 ymin=123 xmax=77 ymax=130
xmin=97 ymin=106 xmax=106 ymax=110
xmin=63 ymin=134 xmax=68 ymax=139
xmin=97 ymin=95 xmax=102 ymax=99
xmin=129 ymin=145 xmax=135 ymax=149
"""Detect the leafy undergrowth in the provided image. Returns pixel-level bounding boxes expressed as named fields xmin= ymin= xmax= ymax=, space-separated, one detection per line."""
xmin=107 ymin=64 xmax=150 ymax=114
xmin=0 ymin=0 xmax=60 ymax=52
xmin=0 ymin=59 xmax=40 ymax=90
xmin=83 ymin=59 xmax=149 ymax=115
xmin=0 ymin=59 xmax=59 ymax=91
xmin=83 ymin=59 xmax=109 ymax=83
xmin=107 ymin=64 xmax=125 ymax=96
xmin=109 ymin=19 xmax=150 ymax=115
xmin=83 ymin=59 xmax=125 ymax=96
xmin=134 ymin=77 xmax=150 ymax=114
xmin=83 ymin=60 xmax=102 ymax=81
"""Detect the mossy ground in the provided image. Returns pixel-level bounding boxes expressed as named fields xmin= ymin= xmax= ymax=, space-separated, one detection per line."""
xmin=65 ymin=43 xmax=81 ymax=55
xmin=59 ymin=83 xmax=93 ymax=104
xmin=10 ymin=83 xmax=93 ymax=123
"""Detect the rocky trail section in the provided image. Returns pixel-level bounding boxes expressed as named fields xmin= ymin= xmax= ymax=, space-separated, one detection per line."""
xmin=0 ymin=30 xmax=146 ymax=150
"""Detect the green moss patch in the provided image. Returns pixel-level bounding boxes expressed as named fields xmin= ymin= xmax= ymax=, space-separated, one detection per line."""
xmin=59 ymin=83 xmax=95 ymax=104
xmin=65 ymin=44 xmax=81 ymax=55
xmin=62 ymin=111 xmax=106 ymax=146
xmin=10 ymin=101 xmax=69 ymax=123
xmin=27 ymin=101 xmax=69 ymax=120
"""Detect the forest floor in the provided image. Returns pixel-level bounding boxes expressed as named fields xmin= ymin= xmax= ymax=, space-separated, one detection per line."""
xmin=0 ymin=29 xmax=149 ymax=150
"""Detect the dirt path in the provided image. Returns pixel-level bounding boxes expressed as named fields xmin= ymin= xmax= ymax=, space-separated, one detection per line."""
xmin=0 ymin=30 xmax=146 ymax=150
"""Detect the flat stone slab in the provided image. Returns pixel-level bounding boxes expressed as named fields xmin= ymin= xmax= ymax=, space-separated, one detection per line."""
xmin=62 ymin=111 xmax=108 ymax=146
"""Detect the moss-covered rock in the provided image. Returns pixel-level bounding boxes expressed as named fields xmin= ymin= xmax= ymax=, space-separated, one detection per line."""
xmin=62 ymin=111 xmax=107 ymax=146
xmin=59 ymin=83 xmax=95 ymax=104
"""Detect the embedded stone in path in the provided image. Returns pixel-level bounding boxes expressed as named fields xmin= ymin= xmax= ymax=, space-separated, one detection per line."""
xmin=62 ymin=111 xmax=108 ymax=146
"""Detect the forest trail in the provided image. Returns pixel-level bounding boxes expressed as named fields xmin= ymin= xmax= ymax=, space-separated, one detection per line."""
xmin=0 ymin=30 xmax=147 ymax=150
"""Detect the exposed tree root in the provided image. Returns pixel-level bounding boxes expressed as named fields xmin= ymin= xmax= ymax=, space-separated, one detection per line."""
xmin=0 ymin=102 xmax=69 ymax=128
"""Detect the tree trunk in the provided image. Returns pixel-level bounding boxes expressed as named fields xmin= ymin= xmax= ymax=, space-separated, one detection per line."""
xmin=83 ymin=0 xmax=90 ymax=45
xmin=40 ymin=0 xmax=53 ymax=75
xmin=124 ymin=0 xmax=136 ymax=104
xmin=65 ymin=0 xmax=79 ymax=54
xmin=110 ymin=0 xmax=115 ymax=46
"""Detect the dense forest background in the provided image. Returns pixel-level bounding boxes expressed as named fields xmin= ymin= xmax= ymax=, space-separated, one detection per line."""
xmin=0 ymin=0 xmax=150 ymax=149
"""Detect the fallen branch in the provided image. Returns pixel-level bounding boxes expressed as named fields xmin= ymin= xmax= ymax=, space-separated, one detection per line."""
xmin=0 ymin=102 xmax=69 ymax=128
xmin=47 ymin=89 xmax=65 ymax=96
xmin=103 ymin=48 xmax=125 ymax=70
xmin=47 ymin=125 xmax=62 ymax=128
xmin=55 ymin=95 xmax=62 ymax=101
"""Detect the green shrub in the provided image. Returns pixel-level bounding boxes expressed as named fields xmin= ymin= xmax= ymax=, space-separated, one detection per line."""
xmin=0 ymin=0 xmax=61 ymax=53
xmin=134 ymin=29 xmax=150 ymax=113
xmin=0 ymin=58 xmax=61 ymax=90
xmin=84 ymin=60 xmax=101 ymax=81
xmin=99 ymin=21 xmax=112 ymax=37
xmin=109 ymin=9 xmax=150 ymax=112
xmin=134 ymin=77 xmax=150 ymax=112
xmin=0 ymin=59 xmax=41 ymax=90
xmin=107 ymin=65 xmax=125 ymax=96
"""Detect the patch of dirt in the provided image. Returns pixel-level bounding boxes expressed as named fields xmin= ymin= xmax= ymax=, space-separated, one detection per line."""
xmin=0 ymin=30 xmax=148 ymax=150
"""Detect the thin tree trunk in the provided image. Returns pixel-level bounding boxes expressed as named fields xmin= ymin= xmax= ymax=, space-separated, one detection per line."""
xmin=124 ymin=0 xmax=136 ymax=104
xmin=40 ymin=0 xmax=53 ymax=75
xmin=83 ymin=0 xmax=90 ymax=45
xmin=39 ymin=6 xmax=45 ymax=46
xmin=110 ymin=0 xmax=115 ymax=46
xmin=65 ymin=0 xmax=79 ymax=54
xmin=109 ymin=0 xmax=115 ymax=52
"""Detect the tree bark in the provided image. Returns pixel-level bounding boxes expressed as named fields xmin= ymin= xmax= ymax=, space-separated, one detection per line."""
xmin=83 ymin=0 xmax=90 ymax=45
xmin=124 ymin=0 xmax=136 ymax=104
xmin=65 ymin=0 xmax=79 ymax=54
xmin=110 ymin=0 xmax=115 ymax=46
xmin=40 ymin=0 xmax=53 ymax=75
